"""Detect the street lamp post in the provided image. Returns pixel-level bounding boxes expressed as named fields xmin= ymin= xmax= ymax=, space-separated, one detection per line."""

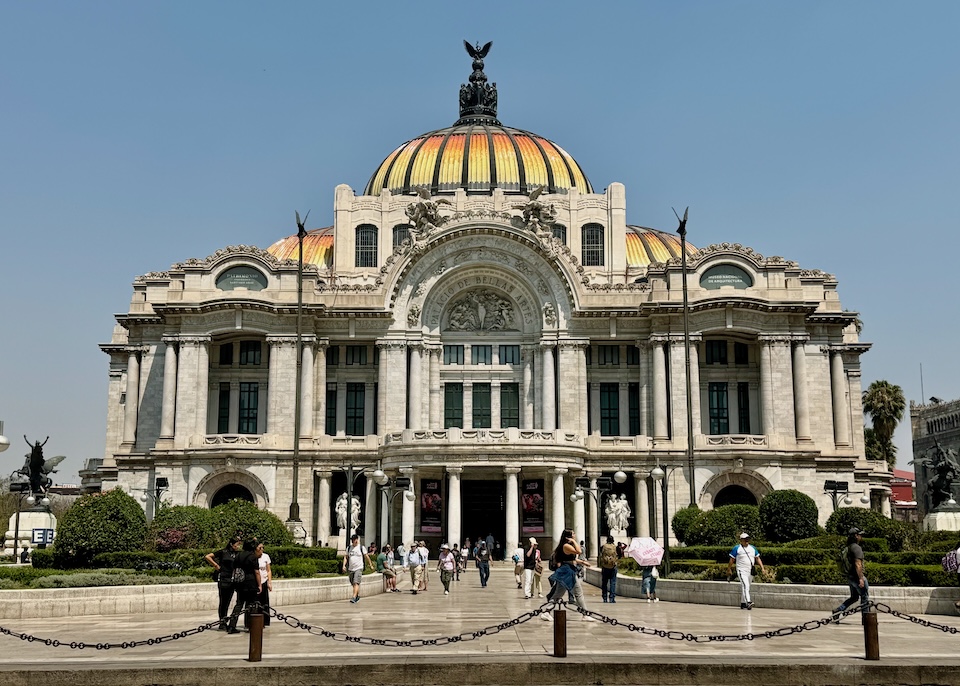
xmin=571 ymin=476 xmax=614 ymax=555
xmin=375 ymin=474 xmax=414 ymax=548
xmin=138 ymin=477 xmax=170 ymax=515
xmin=289 ymin=211 xmax=309 ymax=526
xmin=823 ymin=480 xmax=871 ymax=512
xmin=651 ymin=464 xmax=681 ymax=575
xmin=675 ymin=208 xmax=696 ymax=507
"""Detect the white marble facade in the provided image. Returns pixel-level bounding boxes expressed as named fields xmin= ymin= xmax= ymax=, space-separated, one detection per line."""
xmin=85 ymin=59 xmax=892 ymax=558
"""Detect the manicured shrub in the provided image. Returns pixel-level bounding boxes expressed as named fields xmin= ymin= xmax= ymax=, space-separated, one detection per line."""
xmin=148 ymin=506 xmax=215 ymax=552
xmin=208 ymin=500 xmax=294 ymax=548
xmin=30 ymin=548 xmax=54 ymax=569
xmin=684 ymin=505 xmax=760 ymax=546
xmin=53 ymin=489 xmax=147 ymax=568
xmin=824 ymin=507 xmax=890 ymax=538
xmin=671 ymin=505 xmax=701 ymax=544
xmin=759 ymin=489 xmax=820 ymax=543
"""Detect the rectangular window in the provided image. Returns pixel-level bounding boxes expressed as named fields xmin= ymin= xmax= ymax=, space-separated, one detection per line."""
xmin=443 ymin=345 xmax=464 ymax=365
xmin=217 ymin=383 xmax=231 ymax=433
xmin=581 ymin=223 xmax=605 ymax=266
xmin=472 ymin=345 xmax=492 ymax=365
xmin=499 ymin=345 xmax=520 ymax=365
xmin=219 ymin=343 xmax=233 ymax=366
xmin=628 ymin=382 xmax=640 ymax=435
xmin=238 ymin=382 xmax=259 ymax=434
xmin=355 ymin=224 xmax=377 ymax=268
xmin=738 ymin=382 xmax=751 ymax=433
xmin=346 ymin=382 xmax=365 ymax=436
xmin=709 ymin=382 xmax=729 ymax=435
xmin=552 ymin=224 xmax=567 ymax=244
xmin=325 ymin=383 xmax=337 ymax=436
xmin=444 ymin=383 xmax=463 ymax=428
xmin=585 ymin=346 xmax=592 ymax=366
xmin=393 ymin=224 xmax=411 ymax=249
xmin=345 ymin=345 xmax=367 ymax=365
xmin=326 ymin=346 xmax=339 ymax=367
xmin=472 ymin=383 xmax=491 ymax=428
xmin=734 ymin=342 xmax=749 ymax=365
xmin=239 ymin=341 xmax=261 ymax=366
xmin=705 ymin=340 xmax=727 ymax=365
xmin=600 ymin=383 xmax=619 ymax=436
xmin=598 ymin=345 xmax=619 ymax=366
xmin=501 ymin=383 xmax=520 ymax=428
xmin=626 ymin=346 xmax=640 ymax=366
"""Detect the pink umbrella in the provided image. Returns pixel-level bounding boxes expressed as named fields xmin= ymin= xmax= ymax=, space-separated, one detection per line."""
xmin=625 ymin=537 xmax=664 ymax=566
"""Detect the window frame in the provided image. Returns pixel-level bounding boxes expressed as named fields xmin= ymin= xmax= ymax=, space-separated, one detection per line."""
xmin=581 ymin=223 xmax=605 ymax=266
xmin=355 ymin=224 xmax=378 ymax=268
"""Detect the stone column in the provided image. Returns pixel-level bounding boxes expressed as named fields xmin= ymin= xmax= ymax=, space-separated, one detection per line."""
xmin=408 ymin=342 xmax=423 ymax=430
xmin=266 ymin=336 xmax=297 ymax=438
xmin=316 ymin=339 xmax=328 ymax=437
xmin=463 ymin=382 xmax=474 ymax=429
xmin=491 ymin=382 xmax=501 ymax=429
xmin=364 ymin=382 xmax=376 ymax=435
xmin=634 ymin=471 xmax=650 ymax=537
xmin=174 ymin=336 xmax=210 ymax=444
xmin=587 ymin=473 xmax=600 ymax=557
xmin=759 ymin=339 xmax=774 ymax=435
xmin=589 ymin=383 xmax=601 ymax=434
xmin=534 ymin=347 xmax=543 ymax=429
xmin=377 ymin=340 xmax=407 ymax=433
xmin=364 ymin=476 xmax=377 ymax=545
xmin=504 ymin=467 xmax=520 ymax=555
xmin=557 ymin=340 xmax=588 ymax=434
xmin=551 ymin=467 xmax=567 ymax=541
xmin=574 ymin=488 xmax=586 ymax=548
xmin=159 ymin=336 xmax=179 ymax=439
xmin=447 ymin=467 xmax=462 ymax=548
xmin=400 ymin=468 xmax=417 ymax=546
xmin=792 ymin=337 xmax=811 ymax=441
xmin=541 ymin=343 xmax=556 ymax=431
xmin=317 ymin=471 xmax=331 ymax=547
xmin=122 ymin=346 xmax=143 ymax=446
xmin=336 ymin=382 xmax=347 ymax=436
xmin=637 ymin=341 xmax=650 ymax=437
xmin=300 ymin=336 xmax=316 ymax=438
xmin=428 ymin=346 xmax=442 ymax=430
xmin=618 ymin=382 xmax=630 ymax=436
xmin=521 ymin=345 xmax=535 ymax=429
xmin=651 ymin=337 xmax=669 ymax=440
xmin=688 ymin=335 xmax=702 ymax=435
xmin=829 ymin=347 xmax=851 ymax=446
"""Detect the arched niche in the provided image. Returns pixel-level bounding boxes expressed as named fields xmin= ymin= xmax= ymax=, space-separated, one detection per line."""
xmin=699 ymin=469 xmax=773 ymax=510
xmin=193 ymin=467 xmax=269 ymax=509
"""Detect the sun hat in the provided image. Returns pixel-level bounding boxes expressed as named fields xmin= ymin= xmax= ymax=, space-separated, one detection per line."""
xmin=529 ymin=537 xmax=537 ymax=544
xmin=739 ymin=533 xmax=750 ymax=539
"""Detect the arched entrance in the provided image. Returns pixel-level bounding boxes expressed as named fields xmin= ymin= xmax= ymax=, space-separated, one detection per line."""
xmin=211 ymin=483 xmax=255 ymax=507
xmin=713 ymin=485 xmax=758 ymax=507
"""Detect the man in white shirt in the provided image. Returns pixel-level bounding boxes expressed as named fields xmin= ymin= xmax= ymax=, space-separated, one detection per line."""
xmin=407 ymin=541 xmax=423 ymax=595
xmin=341 ymin=533 xmax=372 ymax=604
xmin=727 ymin=532 xmax=764 ymax=610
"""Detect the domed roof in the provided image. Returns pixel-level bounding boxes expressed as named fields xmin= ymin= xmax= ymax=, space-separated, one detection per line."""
xmin=364 ymin=42 xmax=592 ymax=197
xmin=625 ymin=226 xmax=697 ymax=268
xmin=266 ymin=227 xmax=333 ymax=269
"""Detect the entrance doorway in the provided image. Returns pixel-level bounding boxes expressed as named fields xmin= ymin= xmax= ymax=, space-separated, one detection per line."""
xmin=713 ymin=485 xmax=758 ymax=507
xmin=461 ymin=480 xmax=506 ymax=558
xmin=211 ymin=483 xmax=255 ymax=507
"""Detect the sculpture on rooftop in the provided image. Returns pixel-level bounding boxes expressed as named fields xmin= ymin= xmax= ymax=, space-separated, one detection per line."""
xmin=17 ymin=436 xmax=65 ymax=495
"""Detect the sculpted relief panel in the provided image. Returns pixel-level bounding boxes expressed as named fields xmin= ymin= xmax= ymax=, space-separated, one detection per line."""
xmin=446 ymin=289 xmax=517 ymax=331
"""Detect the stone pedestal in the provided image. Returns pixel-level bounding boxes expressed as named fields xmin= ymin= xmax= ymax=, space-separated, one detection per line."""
xmin=609 ymin=529 xmax=630 ymax=547
xmin=923 ymin=510 xmax=960 ymax=532
xmin=335 ymin=528 xmax=348 ymax=555
xmin=3 ymin=509 xmax=57 ymax=557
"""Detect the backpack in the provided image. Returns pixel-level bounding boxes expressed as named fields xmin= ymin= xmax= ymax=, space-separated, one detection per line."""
xmin=836 ymin=545 xmax=852 ymax=576
xmin=942 ymin=550 xmax=959 ymax=573
xmin=230 ymin=566 xmax=246 ymax=585
xmin=548 ymin=551 xmax=559 ymax=571
xmin=599 ymin=545 xmax=618 ymax=569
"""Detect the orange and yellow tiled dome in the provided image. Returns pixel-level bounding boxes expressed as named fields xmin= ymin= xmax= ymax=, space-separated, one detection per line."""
xmin=626 ymin=226 xmax=697 ymax=268
xmin=364 ymin=123 xmax=593 ymax=197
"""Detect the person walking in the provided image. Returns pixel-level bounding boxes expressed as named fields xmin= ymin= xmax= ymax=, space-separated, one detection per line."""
xmin=460 ymin=542 xmax=470 ymax=577
xmin=476 ymin=541 xmax=491 ymax=587
xmin=512 ymin=544 xmax=525 ymax=588
xmin=225 ymin=539 xmax=262 ymax=634
xmin=342 ymin=533 xmax=373 ymax=604
xmin=205 ymin=536 xmax=243 ymax=630
xmin=598 ymin=534 xmax=620 ymax=603
xmin=833 ymin=527 xmax=869 ymax=620
xmin=542 ymin=528 xmax=594 ymax=621
xmin=255 ymin=541 xmax=272 ymax=626
xmin=523 ymin=537 xmax=541 ymax=599
xmin=451 ymin=544 xmax=461 ymax=581
xmin=417 ymin=541 xmax=430 ymax=591
xmin=641 ymin=565 xmax=659 ymax=602
xmin=437 ymin=543 xmax=457 ymax=595
xmin=377 ymin=544 xmax=399 ymax=592
xmin=407 ymin=540 xmax=423 ymax=594
xmin=728 ymin=532 xmax=764 ymax=610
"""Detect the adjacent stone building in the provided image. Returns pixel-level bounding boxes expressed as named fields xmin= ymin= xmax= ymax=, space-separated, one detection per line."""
xmin=910 ymin=397 xmax=960 ymax=516
xmin=83 ymin=47 xmax=890 ymax=555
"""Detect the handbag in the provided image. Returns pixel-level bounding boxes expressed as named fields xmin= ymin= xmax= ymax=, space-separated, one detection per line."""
xmin=535 ymin=560 xmax=544 ymax=575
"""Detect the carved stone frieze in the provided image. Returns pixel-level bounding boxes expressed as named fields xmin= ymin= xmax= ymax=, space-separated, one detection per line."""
xmin=407 ymin=304 xmax=421 ymax=328
xmin=446 ymin=289 xmax=517 ymax=331
xmin=542 ymin=302 xmax=557 ymax=326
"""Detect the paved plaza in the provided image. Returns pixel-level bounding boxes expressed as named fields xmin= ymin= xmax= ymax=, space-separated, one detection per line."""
xmin=0 ymin=565 xmax=958 ymax=684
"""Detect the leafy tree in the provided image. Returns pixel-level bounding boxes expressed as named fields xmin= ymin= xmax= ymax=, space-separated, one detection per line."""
xmin=671 ymin=505 xmax=701 ymax=544
xmin=862 ymin=380 xmax=905 ymax=469
xmin=53 ymin=489 xmax=147 ymax=568
xmin=685 ymin=505 xmax=760 ymax=546
xmin=148 ymin=506 xmax=214 ymax=552
xmin=208 ymin=500 xmax=293 ymax=548
xmin=759 ymin=489 xmax=820 ymax=543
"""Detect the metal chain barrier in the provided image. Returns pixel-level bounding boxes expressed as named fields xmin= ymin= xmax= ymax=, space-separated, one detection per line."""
xmin=1 ymin=598 xmax=957 ymax=652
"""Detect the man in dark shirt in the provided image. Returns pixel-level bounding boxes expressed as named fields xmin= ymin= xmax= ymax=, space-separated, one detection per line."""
xmin=833 ymin=527 xmax=868 ymax=620
xmin=226 ymin=539 xmax=262 ymax=634
xmin=205 ymin=537 xmax=242 ymax=630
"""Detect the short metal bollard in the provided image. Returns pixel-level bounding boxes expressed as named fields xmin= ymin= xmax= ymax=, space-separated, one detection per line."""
xmin=862 ymin=607 xmax=879 ymax=660
xmin=553 ymin=608 xmax=567 ymax=658
xmin=247 ymin=612 xmax=264 ymax=662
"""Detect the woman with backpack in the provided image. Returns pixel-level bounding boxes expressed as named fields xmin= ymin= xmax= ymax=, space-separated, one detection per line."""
xmin=598 ymin=534 xmax=619 ymax=603
xmin=205 ymin=536 xmax=243 ymax=631
xmin=540 ymin=528 xmax=594 ymax=622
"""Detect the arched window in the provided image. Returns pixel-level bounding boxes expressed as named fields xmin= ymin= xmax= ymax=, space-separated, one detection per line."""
xmin=581 ymin=223 xmax=604 ymax=266
xmin=552 ymin=223 xmax=567 ymax=244
xmin=355 ymin=224 xmax=378 ymax=267
xmin=392 ymin=224 xmax=412 ymax=249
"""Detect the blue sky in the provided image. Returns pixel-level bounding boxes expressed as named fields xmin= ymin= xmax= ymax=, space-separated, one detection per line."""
xmin=2 ymin=1 xmax=957 ymax=483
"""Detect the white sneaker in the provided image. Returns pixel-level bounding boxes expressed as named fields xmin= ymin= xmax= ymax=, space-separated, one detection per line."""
xmin=444 ymin=590 xmax=449 ymax=595
xmin=647 ymin=598 xmax=651 ymax=603
xmin=582 ymin=615 xmax=596 ymax=622
xmin=539 ymin=613 xmax=552 ymax=622
xmin=538 ymin=593 xmax=543 ymax=598
xmin=653 ymin=598 xmax=659 ymax=602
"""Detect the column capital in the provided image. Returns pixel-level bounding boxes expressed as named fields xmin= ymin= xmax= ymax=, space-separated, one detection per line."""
xmin=633 ymin=470 xmax=650 ymax=480
xmin=556 ymin=338 xmax=590 ymax=350
xmin=177 ymin=335 xmax=212 ymax=346
xmin=757 ymin=334 xmax=794 ymax=345
xmin=126 ymin=344 xmax=150 ymax=354
xmin=425 ymin=344 xmax=443 ymax=356
xmin=503 ymin=466 xmax=522 ymax=475
xmin=399 ymin=466 xmax=417 ymax=477
xmin=634 ymin=339 xmax=652 ymax=350
xmin=649 ymin=334 xmax=670 ymax=344
xmin=314 ymin=470 xmax=332 ymax=479
xmin=585 ymin=470 xmax=603 ymax=479
xmin=446 ymin=466 xmax=463 ymax=475
xmin=266 ymin=335 xmax=298 ymax=347
xmin=161 ymin=334 xmax=180 ymax=345
xmin=550 ymin=467 xmax=568 ymax=475
xmin=407 ymin=340 xmax=425 ymax=352
xmin=540 ymin=340 xmax=557 ymax=351
xmin=376 ymin=339 xmax=408 ymax=351
xmin=299 ymin=334 xmax=318 ymax=345
xmin=315 ymin=337 xmax=330 ymax=351
xmin=667 ymin=333 xmax=702 ymax=344
xmin=791 ymin=334 xmax=810 ymax=344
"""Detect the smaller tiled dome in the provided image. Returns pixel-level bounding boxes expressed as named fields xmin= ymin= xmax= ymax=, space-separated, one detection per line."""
xmin=266 ymin=227 xmax=333 ymax=269
xmin=625 ymin=226 xmax=697 ymax=269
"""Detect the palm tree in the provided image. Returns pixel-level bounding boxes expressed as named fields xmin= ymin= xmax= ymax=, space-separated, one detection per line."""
xmin=862 ymin=380 xmax=906 ymax=469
